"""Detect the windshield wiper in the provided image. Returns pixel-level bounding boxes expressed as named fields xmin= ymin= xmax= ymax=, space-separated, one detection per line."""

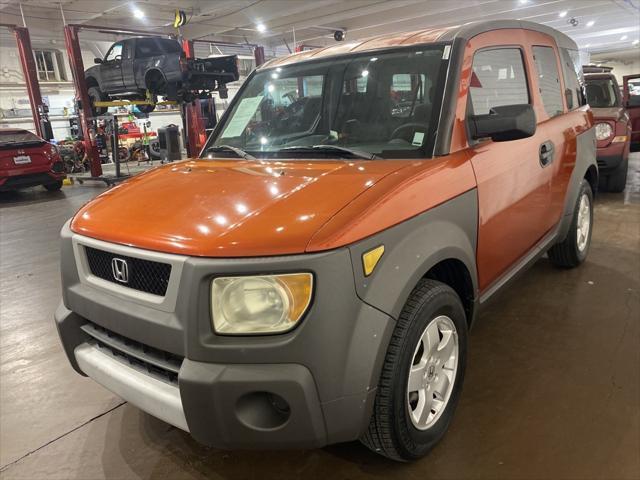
xmin=280 ymin=144 xmax=380 ymax=160
xmin=205 ymin=145 xmax=255 ymax=160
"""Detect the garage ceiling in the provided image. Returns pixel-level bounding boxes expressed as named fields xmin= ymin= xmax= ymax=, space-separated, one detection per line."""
xmin=0 ymin=0 xmax=638 ymax=55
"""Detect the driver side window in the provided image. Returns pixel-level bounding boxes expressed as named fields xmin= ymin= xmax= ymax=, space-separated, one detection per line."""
xmin=105 ymin=43 xmax=123 ymax=62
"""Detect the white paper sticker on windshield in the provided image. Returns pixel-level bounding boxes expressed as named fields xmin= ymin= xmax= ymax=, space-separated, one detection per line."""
xmin=220 ymin=95 xmax=263 ymax=138
xmin=412 ymin=131 xmax=425 ymax=146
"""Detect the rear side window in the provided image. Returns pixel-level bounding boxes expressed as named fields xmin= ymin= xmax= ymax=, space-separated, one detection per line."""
xmin=469 ymin=48 xmax=529 ymax=115
xmin=560 ymin=48 xmax=586 ymax=109
xmin=135 ymin=38 xmax=182 ymax=57
xmin=532 ymin=46 xmax=564 ymax=117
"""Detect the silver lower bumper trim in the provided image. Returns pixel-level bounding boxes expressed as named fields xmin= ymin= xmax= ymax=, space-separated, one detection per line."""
xmin=74 ymin=343 xmax=189 ymax=431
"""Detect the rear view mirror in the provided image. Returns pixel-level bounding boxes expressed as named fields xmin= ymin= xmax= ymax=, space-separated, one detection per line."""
xmin=470 ymin=104 xmax=536 ymax=142
xmin=94 ymin=58 xmax=103 ymax=64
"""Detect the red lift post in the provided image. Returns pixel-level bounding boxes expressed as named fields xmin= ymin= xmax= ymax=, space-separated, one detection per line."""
xmin=254 ymin=46 xmax=265 ymax=67
xmin=180 ymin=39 xmax=203 ymax=158
xmin=63 ymin=24 xmax=102 ymax=177
xmin=0 ymin=23 xmax=48 ymax=139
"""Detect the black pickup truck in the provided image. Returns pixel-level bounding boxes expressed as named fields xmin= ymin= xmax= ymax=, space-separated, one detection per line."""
xmin=85 ymin=37 xmax=239 ymax=115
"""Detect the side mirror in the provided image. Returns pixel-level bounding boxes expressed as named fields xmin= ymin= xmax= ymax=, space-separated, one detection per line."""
xmin=470 ymin=104 xmax=536 ymax=142
xmin=94 ymin=58 xmax=103 ymax=64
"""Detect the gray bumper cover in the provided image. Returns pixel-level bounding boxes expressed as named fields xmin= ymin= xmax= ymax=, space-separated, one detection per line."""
xmin=56 ymin=223 xmax=395 ymax=448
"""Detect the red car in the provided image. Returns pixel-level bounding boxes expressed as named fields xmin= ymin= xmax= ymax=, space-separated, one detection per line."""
xmin=583 ymin=67 xmax=631 ymax=192
xmin=0 ymin=128 xmax=65 ymax=192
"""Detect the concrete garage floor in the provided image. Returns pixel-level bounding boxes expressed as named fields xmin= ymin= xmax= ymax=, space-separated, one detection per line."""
xmin=1 ymin=155 xmax=639 ymax=480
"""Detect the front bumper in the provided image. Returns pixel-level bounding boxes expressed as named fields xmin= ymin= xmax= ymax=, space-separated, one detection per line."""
xmin=56 ymin=222 xmax=394 ymax=449
xmin=596 ymin=140 xmax=629 ymax=173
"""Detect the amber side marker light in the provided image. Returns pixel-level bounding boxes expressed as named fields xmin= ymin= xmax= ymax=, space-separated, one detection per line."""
xmin=612 ymin=136 xmax=628 ymax=143
xmin=363 ymin=245 xmax=385 ymax=276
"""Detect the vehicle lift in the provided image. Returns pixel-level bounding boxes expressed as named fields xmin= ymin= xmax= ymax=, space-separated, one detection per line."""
xmin=63 ymin=23 xmax=267 ymax=183
xmin=63 ymin=24 xmax=173 ymax=184
xmin=0 ymin=23 xmax=53 ymax=141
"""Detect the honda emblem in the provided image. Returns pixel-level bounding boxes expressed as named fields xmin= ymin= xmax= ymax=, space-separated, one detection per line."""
xmin=111 ymin=258 xmax=129 ymax=283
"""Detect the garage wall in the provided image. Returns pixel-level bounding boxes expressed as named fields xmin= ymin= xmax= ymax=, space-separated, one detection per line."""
xmin=590 ymin=49 xmax=640 ymax=83
xmin=594 ymin=59 xmax=640 ymax=83
xmin=0 ymin=41 xmax=98 ymax=139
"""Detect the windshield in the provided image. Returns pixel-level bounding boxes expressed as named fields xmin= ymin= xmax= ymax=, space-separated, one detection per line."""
xmin=0 ymin=129 xmax=43 ymax=146
xmin=585 ymin=77 xmax=620 ymax=108
xmin=203 ymin=45 xmax=447 ymax=159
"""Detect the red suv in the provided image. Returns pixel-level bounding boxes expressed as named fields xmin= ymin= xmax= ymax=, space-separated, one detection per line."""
xmin=583 ymin=66 xmax=631 ymax=192
xmin=0 ymin=128 xmax=65 ymax=192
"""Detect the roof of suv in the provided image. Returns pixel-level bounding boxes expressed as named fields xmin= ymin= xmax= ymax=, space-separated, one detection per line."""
xmin=261 ymin=20 xmax=578 ymax=69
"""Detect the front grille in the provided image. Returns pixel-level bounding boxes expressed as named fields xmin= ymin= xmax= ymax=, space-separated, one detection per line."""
xmin=81 ymin=322 xmax=183 ymax=385
xmin=84 ymin=246 xmax=171 ymax=296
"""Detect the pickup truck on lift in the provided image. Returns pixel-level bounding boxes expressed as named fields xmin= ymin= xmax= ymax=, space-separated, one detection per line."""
xmin=85 ymin=37 xmax=239 ymax=116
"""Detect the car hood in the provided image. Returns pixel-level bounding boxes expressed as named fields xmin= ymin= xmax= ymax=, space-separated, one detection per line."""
xmin=70 ymin=158 xmax=409 ymax=256
xmin=591 ymin=106 xmax=625 ymax=121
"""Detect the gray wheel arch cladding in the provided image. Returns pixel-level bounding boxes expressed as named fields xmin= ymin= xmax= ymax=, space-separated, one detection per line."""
xmin=347 ymin=189 xmax=479 ymax=323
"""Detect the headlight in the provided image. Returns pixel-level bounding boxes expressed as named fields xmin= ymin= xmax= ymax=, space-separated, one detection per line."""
xmin=211 ymin=273 xmax=313 ymax=334
xmin=595 ymin=123 xmax=613 ymax=141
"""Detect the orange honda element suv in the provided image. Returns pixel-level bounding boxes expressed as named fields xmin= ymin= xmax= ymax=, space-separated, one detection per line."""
xmin=56 ymin=21 xmax=596 ymax=461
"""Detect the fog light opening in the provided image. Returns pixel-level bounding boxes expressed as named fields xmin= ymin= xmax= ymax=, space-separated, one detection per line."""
xmin=236 ymin=392 xmax=291 ymax=430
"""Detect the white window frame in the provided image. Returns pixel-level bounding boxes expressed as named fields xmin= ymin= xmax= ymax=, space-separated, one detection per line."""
xmin=34 ymin=49 xmax=66 ymax=82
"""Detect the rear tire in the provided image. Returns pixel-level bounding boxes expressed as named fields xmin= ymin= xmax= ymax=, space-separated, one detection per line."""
xmin=361 ymin=279 xmax=468 ymax=462
xmin=603 ymin=156 xmax=628 ymax=193
xmin=548 ymin=179 xmax=593 ymax=268
xmin=87 ymin=86 xmax=108 ymax=117
xmin=43 ymin=180 xmax=63 ymax=191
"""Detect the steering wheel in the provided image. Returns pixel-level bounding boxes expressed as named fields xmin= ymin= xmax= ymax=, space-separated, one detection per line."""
xmin=390 ymin=123 xmax=428 ymax=142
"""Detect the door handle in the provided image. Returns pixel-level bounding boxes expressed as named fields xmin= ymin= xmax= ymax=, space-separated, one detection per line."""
xmin=539 ymin=140 xmax=555 ymax=167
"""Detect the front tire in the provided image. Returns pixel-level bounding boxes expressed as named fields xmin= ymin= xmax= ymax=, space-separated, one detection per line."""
xmin=87 ymin=86 xmax=108 ymax=117
xmin=548 ymin=179 xmax=593 ymax=268
xmin=603 ymin=156 xmax=628 ymax=193
xmin=361 ymin=279 xmax=468 ymax=461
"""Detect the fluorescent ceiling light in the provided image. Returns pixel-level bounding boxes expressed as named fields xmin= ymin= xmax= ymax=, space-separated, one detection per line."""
xmin=586 ymin=20 xmax=595 ymax=27
xmin=620 ymin=35 xmax=628 ymax=40
xmin=133 ymin=8 xmax=145 ymax=19
xmin=559 ymin=11 xmax=567 ymax=18
xmin=633 ymin=39 xmax=640 ymax=46
xmin=256 ymin=23 xmax=266 ymax=33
